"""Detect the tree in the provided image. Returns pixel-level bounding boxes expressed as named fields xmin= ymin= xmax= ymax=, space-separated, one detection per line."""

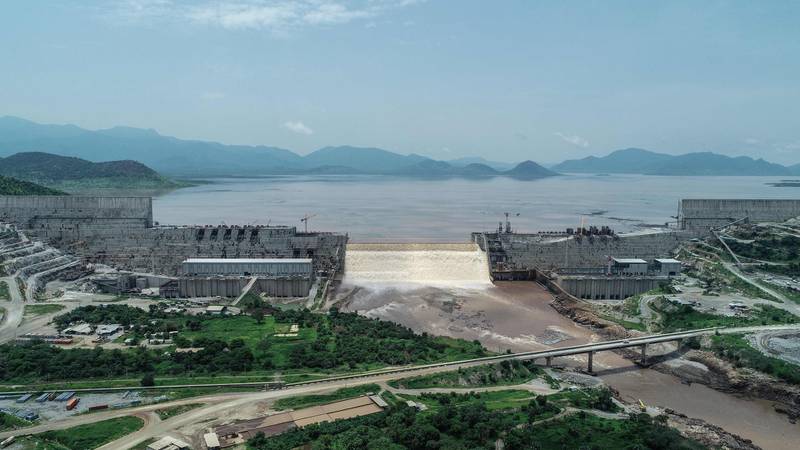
xmin=252 ymin=309 xmax=265 ymax=324
xmin=140 ymin=373 xmax=155 ymax=387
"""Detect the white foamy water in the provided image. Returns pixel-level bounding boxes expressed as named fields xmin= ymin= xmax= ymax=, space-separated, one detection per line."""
xmin=343 ymin=243 xmax=491 ymax=287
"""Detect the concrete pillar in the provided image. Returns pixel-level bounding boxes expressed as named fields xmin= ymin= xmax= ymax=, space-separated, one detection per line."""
xmin=546 ymin=356 xmax=552 ymax=367
xmin=641 ymin=344 xmax=647 ymax=365
xmin=587 ymin=351 xmax=594 ymax=373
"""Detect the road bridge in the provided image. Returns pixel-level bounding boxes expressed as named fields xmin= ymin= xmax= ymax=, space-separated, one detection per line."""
xmin=2 ymin=324 xmax=798 ymax=397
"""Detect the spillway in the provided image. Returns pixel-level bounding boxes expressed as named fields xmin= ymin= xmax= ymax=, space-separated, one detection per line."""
xmin=343 ymin=242 xmax=491 ymax=286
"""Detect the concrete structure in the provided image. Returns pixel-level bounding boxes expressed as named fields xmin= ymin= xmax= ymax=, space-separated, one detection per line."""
xmin=474 ymin=229 xmax=687 ymax=277
xmin=679 ymin=199 xmax=800 ymax=231
xmin=96 ymin=324 xmax=122 ymax=336
xmin=204 ymin=432 xmax=221 ymax=450
xmin=610 ymin=258 xmax=648 ymax=275
xmin=181 ymin=258 xmax=313 ymax=277
xmin=654 ymin=258 xmax=682 ymax=276
xmin=0 ymin=196 xmax=347 ymax=278
xmin=555 ymin=274 xmax=665 ymax=300
xmin=161 ymin=276 xmax=312 ymax=298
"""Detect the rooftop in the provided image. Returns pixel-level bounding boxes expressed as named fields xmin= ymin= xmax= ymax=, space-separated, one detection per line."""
xmin=611 ymin=258 xmax=648 ymax=264
xmin=655 ymin=258 xmax=682 ymax=264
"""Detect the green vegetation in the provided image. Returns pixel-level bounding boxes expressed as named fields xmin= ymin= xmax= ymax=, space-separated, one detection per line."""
xmin=0 ymin=280 xmax=10 ymax=300
xmin=711 ymin=334 xmax=800 ymax=385
xmin=505 ymin=412 xmax=703 ymax=450
xmin=24 ymin=303 xmax=65 ymax=317
xmin=27 ymin=416 xmax=144 ymax=450
xmin=1 ymin=306 xmax=486 ymax=385
xmin=388 ymin=360 xmax=547 ymax=389
xmin=0 ymin=175 xmax=65 ymax=195
xmin=0 ymin=152 xmax=182 ymax=192
xmin=248 ymin=389 xmax=697 ymax=450
xmin=653 ymin=299 xmax=798 ymax=332
xmin=727 ymin=233 xmax=800 ymax=263
xmin=760 ymin=262 xmax=800 ymax=278
xmin=0 ymin=411 xmax=33 ymax=431
xmin=274 ymin=384 xmax=381 ymax=410
xmin=757 ymin=278 xmax=800 ymax=304
xmin=154 ymin=403 xmax=203 ymax=420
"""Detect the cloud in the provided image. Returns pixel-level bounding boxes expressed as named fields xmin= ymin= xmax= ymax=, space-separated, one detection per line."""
xmin=555 ymin=132 xmax=589 ymax=148
xmin=283 ymin=121 xmax=314 ymax=135
xmin=108 ymin=1 xmax=424 ymax=33
xmin=744 ymin=138 xmax=760 ymax=145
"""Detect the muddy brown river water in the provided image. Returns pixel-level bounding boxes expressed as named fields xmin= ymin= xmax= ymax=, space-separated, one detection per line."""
xmin=339 ymin=281 xmax=800 ymax=449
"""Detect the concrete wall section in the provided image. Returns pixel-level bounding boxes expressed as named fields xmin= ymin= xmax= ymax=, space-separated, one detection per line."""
xmin=557 ymin=276 xmax=663 ymax=300
xmin=495 ymin=230 xmax=686 ymax=271
xmin=0 ymin=196 xmax=152 ymax=229
xmin=679 ymin=199 xmax=800 ymax=231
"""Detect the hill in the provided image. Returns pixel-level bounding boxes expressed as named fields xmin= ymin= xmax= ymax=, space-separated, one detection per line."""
xmin=553 ymin=148 xmax=793 ymax=176
xmin=0 ymin=152 xmax=181 ymax=191
xmin=0 ymin=175 xmax=65 ymax=195
xmin=304 ymin=146 xmax=427 ymax=173
xmin=504 ymin=161 xmax=559 ymax=179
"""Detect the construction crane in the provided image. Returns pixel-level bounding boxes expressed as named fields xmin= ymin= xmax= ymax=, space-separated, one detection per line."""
xmin=300 ymin=214 xmax=317 ymax=233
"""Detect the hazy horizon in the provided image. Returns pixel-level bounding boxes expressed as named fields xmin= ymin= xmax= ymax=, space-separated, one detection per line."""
xmin=2 ymin=1 xmax=799 ymax=164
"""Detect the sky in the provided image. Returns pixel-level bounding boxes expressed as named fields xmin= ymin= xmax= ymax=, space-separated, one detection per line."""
xmin=1 ymin=0 xmax=799 ymax=165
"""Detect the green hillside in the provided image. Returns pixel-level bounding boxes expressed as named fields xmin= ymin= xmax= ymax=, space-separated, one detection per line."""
xmin=0 ymin=175 xmax=65 ymax=195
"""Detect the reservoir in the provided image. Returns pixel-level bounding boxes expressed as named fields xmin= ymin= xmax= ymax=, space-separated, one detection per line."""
xmin=154 ymin=174 xmax=800 ymax=241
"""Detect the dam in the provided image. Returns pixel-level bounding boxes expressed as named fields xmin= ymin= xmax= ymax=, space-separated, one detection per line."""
xmin=343 ymin=242 xmax=491 ymax=286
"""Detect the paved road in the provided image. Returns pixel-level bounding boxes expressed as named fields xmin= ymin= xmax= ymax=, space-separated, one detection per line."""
xmin=0 ymin=276 xmax=25 ymax=343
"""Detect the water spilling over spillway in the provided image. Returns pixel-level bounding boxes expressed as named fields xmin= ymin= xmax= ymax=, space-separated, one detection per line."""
xmin=343 ymin=242 xmax=491 ymax=286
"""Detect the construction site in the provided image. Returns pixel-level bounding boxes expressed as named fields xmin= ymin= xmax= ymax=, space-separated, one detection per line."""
xmin=2 ymin=196 xmax=800 ymax=450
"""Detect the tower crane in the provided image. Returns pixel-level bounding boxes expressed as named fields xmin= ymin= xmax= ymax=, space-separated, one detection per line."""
xmin=300 ymin=214 xmax=317 ymax=233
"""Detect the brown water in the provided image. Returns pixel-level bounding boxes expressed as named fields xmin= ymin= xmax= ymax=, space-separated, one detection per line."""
xmin=341 ymin=281 xmax=800 ymax=449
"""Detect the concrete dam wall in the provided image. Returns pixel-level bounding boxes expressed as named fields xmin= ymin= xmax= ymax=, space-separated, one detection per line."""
xmin=479 ymin=230 xmax=687 ymax=273
xmin=0 ymin=196 xmax=347 ymax=277
xmin=344 ymin=242 xmax=491 ymax=285
xmin=679 ymin=199 xmax=800 ymax=231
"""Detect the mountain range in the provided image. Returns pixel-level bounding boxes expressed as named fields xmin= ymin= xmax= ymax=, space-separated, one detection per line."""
xmin=1 ymin=116 xmax=798 ymax=178
xmin=552 ymin=148 xmax=800 ymax=176
xmin=0 ymin=116 xmax=555 ymax=179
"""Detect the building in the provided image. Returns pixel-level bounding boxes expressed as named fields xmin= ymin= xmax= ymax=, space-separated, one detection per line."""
xmin=205 ymin=305 xmax=228 ymax=315
xmin=610 ymin=258 xmax=648 ymax=276
xmin=146 ymin=436 xmax=191 ymax=450
xmin=96 ymin=324 xmax=122 ymax=336
xmin=204 ymin=432 xmax=221 ymax=450
xmin=63 ymin=323 xmax=93 ymax=335
xmin=181 ymin=258 xmax=313 ymax=278
xmin=654 ymin=258 xmax=682 ymax=276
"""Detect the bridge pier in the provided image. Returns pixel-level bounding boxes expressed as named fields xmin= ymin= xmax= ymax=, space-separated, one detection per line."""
xmin=587 ymin=351 xmax=594 ymax=373
xmin=546 ymin=356 xmax=552 ymax=367
xmin=641 ymin=344 xmax=647 ymax=365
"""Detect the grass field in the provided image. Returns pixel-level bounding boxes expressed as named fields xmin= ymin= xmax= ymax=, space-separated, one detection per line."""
xmin=24 ymin=416 xmax=144 ymax=449
xmin=274 ymin=384 xmax=381 ymax=410
xmin=0 ymin=411 xmax=33 ymax=432
xmin=23 ymin=303 xmax=65 ymax=317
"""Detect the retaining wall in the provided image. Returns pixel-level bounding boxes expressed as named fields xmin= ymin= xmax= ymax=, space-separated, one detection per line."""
xmin=679 ymin=199 xmax=800 ymax=231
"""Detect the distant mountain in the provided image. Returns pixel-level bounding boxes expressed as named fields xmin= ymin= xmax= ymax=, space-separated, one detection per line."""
xmin=447 ymin=156 xmax=516 ymax=171
xmin=505 ymin=161 xmax=558 ymax=179
xmin=304 ymin=146 xmax=428 ymax=173
xmin=0 ymin=116 xmax=302 ymax=176
xmin=649 ymin=152 xmax=790 ymax=176
xmin=790 ymin=164 xmax=800 ymax=176
xmin=0 ymin=117 xmax=560 ymax=180
xmin=553 ymin=148 xmax=794 ymax=176
xmin=552 ymin=148 xmax=673 ymax=174
xmin=0 ymin=175 xmax=65 ymax=196
xmin=0 ymin=152 xmax=181 ymax=191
